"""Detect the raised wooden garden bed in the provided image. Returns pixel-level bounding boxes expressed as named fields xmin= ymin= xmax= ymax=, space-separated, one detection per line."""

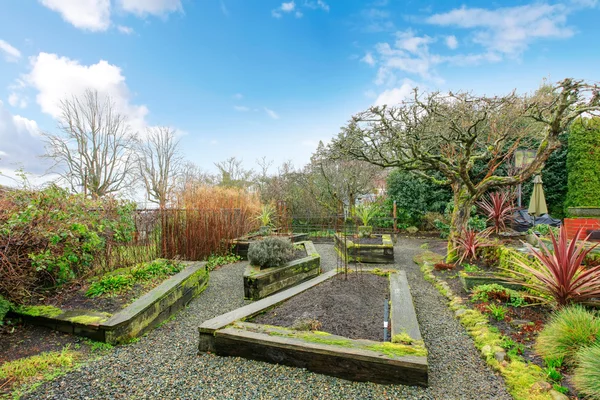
xmin=11 ymin=262 xmax=209 ymax=344
xmin=232 ymin=233 xmax=309 ymax=259
xmin=243 ymin=240 xmax=321 ymax=300
xmin=334 ymin=233 xmax=394 ymax=264
xmin=199 ymin=269 xmax=428 ymax=386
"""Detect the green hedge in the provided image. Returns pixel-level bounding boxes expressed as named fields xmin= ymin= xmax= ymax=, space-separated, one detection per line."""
xmin=565 ymin=117 xmax=600 ymax=210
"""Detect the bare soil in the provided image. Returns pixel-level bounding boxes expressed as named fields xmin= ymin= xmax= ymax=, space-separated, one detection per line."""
xmin=253 ymin=273 xmax=389 ymax=341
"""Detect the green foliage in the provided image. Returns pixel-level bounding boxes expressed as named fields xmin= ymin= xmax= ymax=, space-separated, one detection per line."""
xmin=552 ymin=384 xmax=569 ymax=395
xmin=205 ymin=252 xmax=241 ymax=271
xmin=84 ymin=340 xmax=114 ymax=353
xmin=573 ymin=343 xmax=600 ymax=398
xmin=355 ymin=203 xmax=377 ymax=226
xmin=86 ymin=259 xmax=184 ymax=297
xmin=248 ymin=237 xmax=294 ymax=268
xmin=386 ymin=169 xmax=452 ymax=226
xmin=544 ymin=366 xmax=563 ymax=382
xmin=0 ymin=345 xmax=77 ymax=386
xmin=527 ymin=224 xmax=560 ymax=237
xmin=0 ymin=185 xmax=136 ymax=302
xmin=536 ymin=305 xmax=600 ymax=365
xmin=501 ymin=337 xmax=525 ymax=359
xmin=565 ymin=117 xmax=600 ymax=209
xmin=487 ymin=304 xmax=508 ymax=321
xmin=255 ymin=204 xmax=275 ymax=228
xmin=471 ymin=284 xmax=526 ymax=307
xmin=0 ymin=295 xmax=12 ymax=325
xmin=463 ymin=263 xmax=481 ymax=273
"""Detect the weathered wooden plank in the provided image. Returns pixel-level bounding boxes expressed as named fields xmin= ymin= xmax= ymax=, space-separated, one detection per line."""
xmin=390 ymin=271 xmax=422 ymax=341
xmin=214 ymin=327 xmax=428 ymax=386
xmin=200 ymin=269 xmax=339 ymax=333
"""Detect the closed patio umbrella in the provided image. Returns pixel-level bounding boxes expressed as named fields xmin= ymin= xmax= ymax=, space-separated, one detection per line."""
xmin=528 ymin=175 xmax=548 ymax=223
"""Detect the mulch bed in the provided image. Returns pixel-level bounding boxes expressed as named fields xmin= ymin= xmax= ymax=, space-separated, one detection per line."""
xmin=252 ymin=273 xmax=389 ymax=341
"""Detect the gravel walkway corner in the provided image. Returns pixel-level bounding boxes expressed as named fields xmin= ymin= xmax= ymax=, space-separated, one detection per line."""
xmin=25 ymin=240 xmax=511 ymax=400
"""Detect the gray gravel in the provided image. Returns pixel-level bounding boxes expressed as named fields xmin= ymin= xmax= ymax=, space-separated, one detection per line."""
xmin=26 ymin=239 xmax=511 ymax=400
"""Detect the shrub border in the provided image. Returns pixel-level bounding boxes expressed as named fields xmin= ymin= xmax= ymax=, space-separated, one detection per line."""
xmin=414 ymin=250 xmax=555 ymax=400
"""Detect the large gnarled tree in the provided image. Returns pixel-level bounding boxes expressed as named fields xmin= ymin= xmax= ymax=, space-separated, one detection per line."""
xmin=330 ymin=79 xmax=599 ymax=250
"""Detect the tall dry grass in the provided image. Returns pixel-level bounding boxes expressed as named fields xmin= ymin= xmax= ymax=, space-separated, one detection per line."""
xmin=160 ymin=185 xmax=261 ymax=260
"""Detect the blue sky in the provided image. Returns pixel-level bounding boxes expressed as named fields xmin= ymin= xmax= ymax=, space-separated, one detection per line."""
xmin=0 ymin=0 xmax=599 ymax=186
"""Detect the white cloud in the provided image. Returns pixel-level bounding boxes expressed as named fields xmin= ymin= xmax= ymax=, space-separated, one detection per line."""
xmin=281 ymin=2 xmax=296 ymax=12
xmin=445 ymin=35 xmax=458 ymax=49
xmin=361 ymin=52 xmax=375 ymax=66
xmin=0 ymin=39 xmax=22 ymax=62
xmin=8 ymin=93 xmax=27 ymax=108
xmin=117 ymin=25 xmax=134 ymax=34
xmin=233 ymin=93 xmax=243 ymax=100
xmin=118 ymin=0 xmax=182 ymax=17
xmin=305 ymin=0 xmax=330 ymax=12
xmin=264 ymin=108 xmax=279 ymax=119
xmin=39 ymin=0 xmax=111 ymax=31
xmin=234 ymin=105 xmax=250 ymax=112
xmin=25 ymin=52 xmax=149 ymax=133
xmin=426 ymin=3 xmax=581 ymax=56
xmin=374 ymin=79 xmax=415 ymax=107
xmin=0 ymin=100 xmax=47 ymax=174
xmin=273 ymin=0 xmax=328 ymax=18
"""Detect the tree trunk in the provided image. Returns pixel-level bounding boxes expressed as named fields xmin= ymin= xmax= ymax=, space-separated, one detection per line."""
xmin=447 ymin=186 xmax=474 ymax=262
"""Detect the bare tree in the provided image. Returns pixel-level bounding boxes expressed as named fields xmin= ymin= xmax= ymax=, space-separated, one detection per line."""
xmin=310 ymin=141 xmax=381 ymax=215
xmin=43 ymin=89 xmax=136 ymax=198
xmin=330 ymin=78 xmax=600 ymax=249
xmin=214 ymin=156 xmax=254 ymax=189
xmin=136 ymin=126 xmax=183 ymax=208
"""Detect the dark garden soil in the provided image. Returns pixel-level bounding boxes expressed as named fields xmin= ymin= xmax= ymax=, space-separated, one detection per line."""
xmin=252 ymin=273 xmax=389 ymax=341
xmin=47 ymin=280 xmax=160 ymax=314
xmin=290 ymin=246 xmax=307 ymax=262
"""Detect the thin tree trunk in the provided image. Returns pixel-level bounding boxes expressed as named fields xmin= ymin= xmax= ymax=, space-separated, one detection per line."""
xmin=447 ymin=186 xmax=474 ymax=262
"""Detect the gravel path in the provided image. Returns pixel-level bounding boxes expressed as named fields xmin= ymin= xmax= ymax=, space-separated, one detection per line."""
xmin=26 ymin=239 xmax=511 ymax=400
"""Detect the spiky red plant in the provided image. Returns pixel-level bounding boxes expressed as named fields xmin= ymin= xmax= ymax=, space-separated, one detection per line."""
xmin=511 ymin=227 xmax=600 ymax=307
xmin=477 ymin=191 xmax=516 ymax=234
xmin=455 ymin=228 xmax=491 ymax=265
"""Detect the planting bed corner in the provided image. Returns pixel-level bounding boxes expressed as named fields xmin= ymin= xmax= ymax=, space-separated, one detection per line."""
xmin=243 ymin=240 xmax=321 ymax=300
xmin=232 ymin=233 xmax=309 ymax=259
xmin=334 ymin=233 xmax=394 ymax=264
xmin=11 ymin=262 xmax=209 ymax=344
xmin=199 ymin=269 xmax=428 ymax=386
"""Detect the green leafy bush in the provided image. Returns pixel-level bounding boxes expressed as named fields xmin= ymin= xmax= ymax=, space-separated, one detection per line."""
xmin=527 ymin=224 xmax=559 ymax=237
xmin=471 ymin=284 xmax=526 ymax=307
xmin=86 ymin=259 xmax=184 ymax=297
xmin=573 ymin=343 xmax=600 ymax=398
xmin=386 ymin=169 xmax=452 ymax=227
xmin=535 ymin=305 xmax=600 ymax=365
xmin=0 ymin=185 xmax=136 ymax=302
xmin=248 ymin=237 xmax=294 ymax=268
xmin=565 ymin=117 xmax=600 ymax=209
xmin=0 ymin=295 xmax=12 ymax=325
xmin=487 ymin=304 xmax=508 ymax=321
xmin=205 ymin=253 xmax=241 ymax=271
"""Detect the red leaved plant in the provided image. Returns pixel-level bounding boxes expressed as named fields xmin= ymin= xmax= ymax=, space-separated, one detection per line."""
xmin=477 ymin=191 xmax=516 ymax=234
xmin=454 ymin=228 xmax=491 ymax=265
xmin=510 ymin=226 xmax=600 ymax=307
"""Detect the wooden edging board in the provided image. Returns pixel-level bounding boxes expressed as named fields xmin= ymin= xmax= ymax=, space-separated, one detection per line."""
xmin=198 ymin=268 xmax=428 ymax=386
xmin=390 ymin=271 xmax=422 ymax=341
xmin=12 ymin=262 xmax=209 ymax=344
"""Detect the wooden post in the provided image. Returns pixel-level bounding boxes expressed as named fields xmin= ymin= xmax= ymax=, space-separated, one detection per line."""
xmin=393 ymin=200 xmax=397 ymax=232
